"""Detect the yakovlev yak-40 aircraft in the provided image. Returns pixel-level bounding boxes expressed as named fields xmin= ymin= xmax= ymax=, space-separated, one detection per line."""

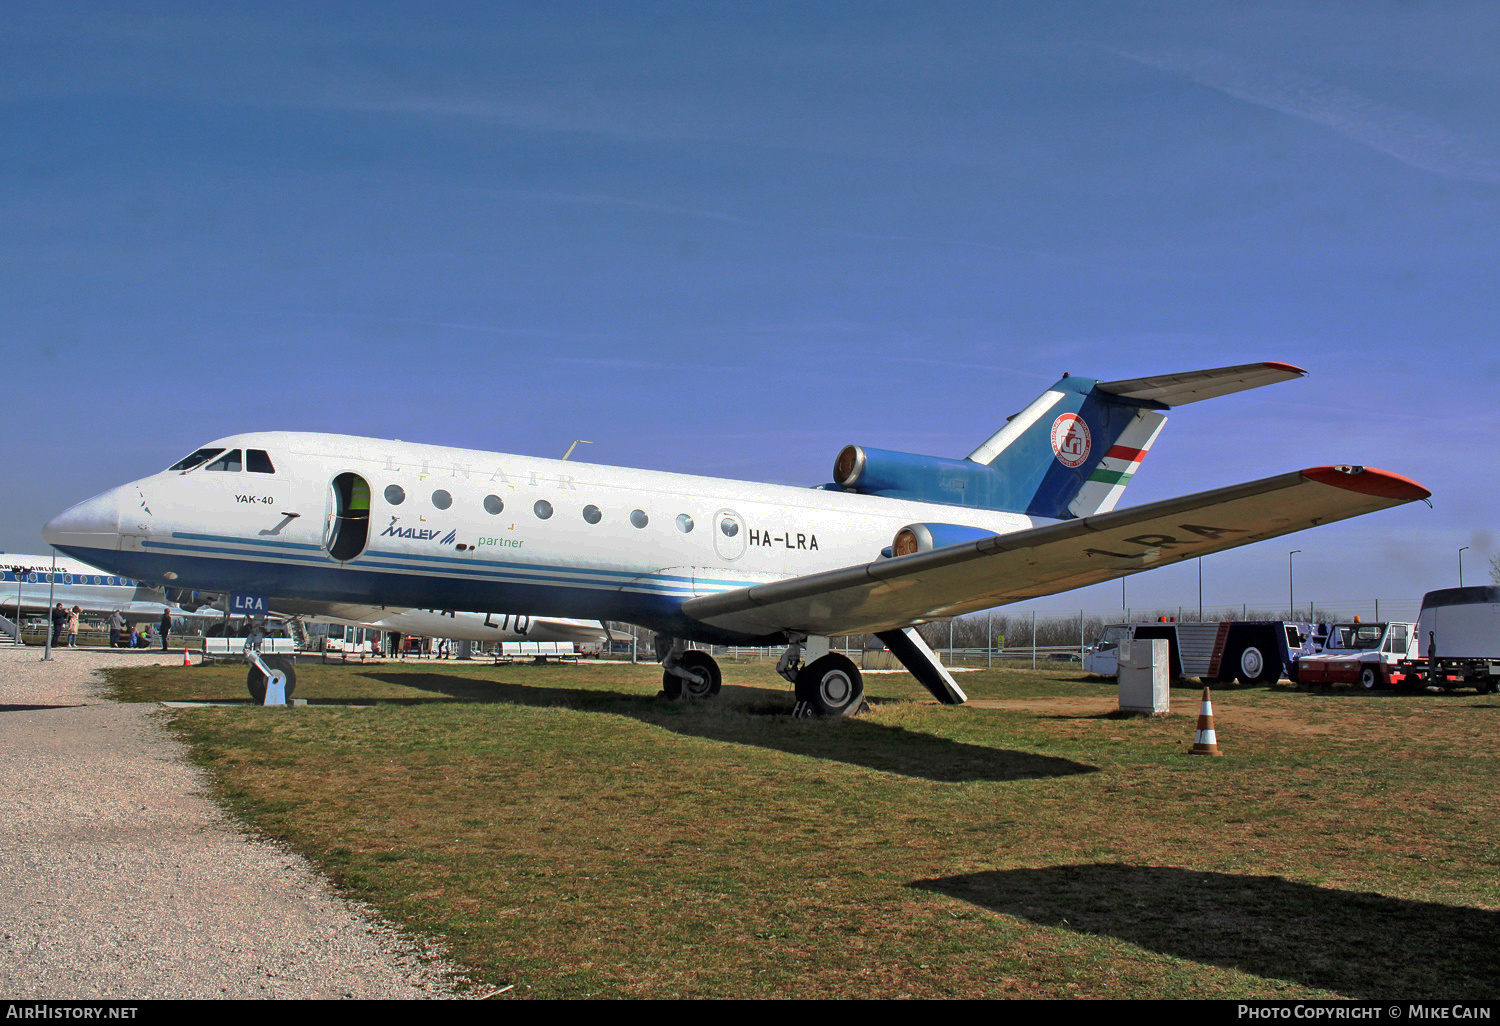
xmin=44 ymin=362 xmax=1429 ymax=714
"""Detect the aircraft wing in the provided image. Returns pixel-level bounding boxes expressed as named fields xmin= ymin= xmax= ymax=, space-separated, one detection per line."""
xmin=682 ymin=465 xmax=1429 ymax=639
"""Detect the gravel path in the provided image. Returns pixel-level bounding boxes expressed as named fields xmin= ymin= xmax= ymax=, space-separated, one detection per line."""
xmin=0 ymin=647 xmax=465 ymax=999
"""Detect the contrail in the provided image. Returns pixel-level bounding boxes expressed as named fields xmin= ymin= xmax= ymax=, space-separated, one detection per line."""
xmin=1113 ymin=47 xmax=1500 ymax=185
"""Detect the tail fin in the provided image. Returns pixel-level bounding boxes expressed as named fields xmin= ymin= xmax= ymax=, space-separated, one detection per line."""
xmin=968 ymin=362 xmax=1305 ymax=519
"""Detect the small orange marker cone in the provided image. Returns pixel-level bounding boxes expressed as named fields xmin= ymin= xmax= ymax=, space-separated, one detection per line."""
xmin=182 ymin=647 xmax=192 ymax=667
xmin=1189 ymin=687 xmax=1222 ymax=756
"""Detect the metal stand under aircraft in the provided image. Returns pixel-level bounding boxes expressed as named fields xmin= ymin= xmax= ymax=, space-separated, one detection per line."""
xmin=875 ymin=627 xmax=967 ymax=705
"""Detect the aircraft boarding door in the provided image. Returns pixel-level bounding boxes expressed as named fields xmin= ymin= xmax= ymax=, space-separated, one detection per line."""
xmin=324 ymin=472 xmax=372 ymax=562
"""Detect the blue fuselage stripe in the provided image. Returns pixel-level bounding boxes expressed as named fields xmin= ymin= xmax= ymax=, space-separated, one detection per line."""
xmin=53 ymin=544 xmax=777 ymax=645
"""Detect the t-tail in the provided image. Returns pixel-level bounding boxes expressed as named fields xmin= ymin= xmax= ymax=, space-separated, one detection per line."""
xmin=831 ymin=362 xmax=1306 ymax=519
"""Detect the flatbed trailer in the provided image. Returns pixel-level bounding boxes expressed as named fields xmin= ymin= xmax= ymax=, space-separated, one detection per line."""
xmin=1084 ymin=620 xmax=1315 ymax=684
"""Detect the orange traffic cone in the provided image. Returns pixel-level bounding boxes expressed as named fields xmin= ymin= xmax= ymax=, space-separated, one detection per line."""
xmin=182 ymin=646 xmax=192 ymax=667
xmin=1188 ymin=687 xmax=1222 ymax=756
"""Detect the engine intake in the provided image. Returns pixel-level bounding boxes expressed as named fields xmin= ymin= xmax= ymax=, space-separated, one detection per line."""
xmin=891 ymin=522 xmax=999 ymax=557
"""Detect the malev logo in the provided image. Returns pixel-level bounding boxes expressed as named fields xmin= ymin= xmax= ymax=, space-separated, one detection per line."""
xmin=380 ymin=524 xmax=457 ymax=545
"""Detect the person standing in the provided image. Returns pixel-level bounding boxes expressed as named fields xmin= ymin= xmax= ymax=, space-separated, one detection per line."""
xmin=159 ymin=607 xmax=172 ymax=652
xmin=107 ymin=609 xmax=124 ymax=648
xmin=51 ymin=603 xmax=68 ymax=648
xmin=66 ymin=606 xmax=80 ymax=648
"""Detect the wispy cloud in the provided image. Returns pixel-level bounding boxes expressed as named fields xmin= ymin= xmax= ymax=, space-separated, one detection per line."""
xmin=1113 ymin=47 xmax=1500 ymax=186
xmin=497 ymin=186 xmax=1019 ymax=257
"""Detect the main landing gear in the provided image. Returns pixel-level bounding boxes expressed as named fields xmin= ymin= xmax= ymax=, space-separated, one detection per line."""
xmin=656 ymin=637 xmax=722 ymax=699
xmin=651 ymin=633 xmax=866 ymax=716
xmin=778 ymin=635 xmax=866 ymax=718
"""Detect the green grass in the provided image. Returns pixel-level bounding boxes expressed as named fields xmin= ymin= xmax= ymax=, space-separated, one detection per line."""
xmin=103 ymin=659 xmax=1500 ymax=999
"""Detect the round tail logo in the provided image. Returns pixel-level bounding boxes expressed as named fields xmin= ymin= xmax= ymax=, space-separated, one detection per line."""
xmin=1051 ymin=413 xmax=1091 ymax=468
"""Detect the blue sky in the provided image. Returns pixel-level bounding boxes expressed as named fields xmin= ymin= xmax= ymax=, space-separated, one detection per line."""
xmin=4 ymin=2 xmax=1495 ymax=617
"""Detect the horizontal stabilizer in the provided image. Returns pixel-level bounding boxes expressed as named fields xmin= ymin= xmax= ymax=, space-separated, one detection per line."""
xmin=683 ymin=465 xmax=1427 ymax=639
xmin=1097 ymin=362 xmax=1306 ymax=406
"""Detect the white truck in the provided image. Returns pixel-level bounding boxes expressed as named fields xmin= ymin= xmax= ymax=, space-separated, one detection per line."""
xmin=1288 ymin=587 xmax=1500 ymax=693
xmin=1292 ymin=621 xmax=1417 ymax=690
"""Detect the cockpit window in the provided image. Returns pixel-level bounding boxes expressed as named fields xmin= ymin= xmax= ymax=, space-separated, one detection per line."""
xmin=168 ymin=447 xmax=225 ymax=472
xmin=204 ymin=449 xmax=243 ymax=472
xmin=246 ymin=449 xmax=275 ymax=474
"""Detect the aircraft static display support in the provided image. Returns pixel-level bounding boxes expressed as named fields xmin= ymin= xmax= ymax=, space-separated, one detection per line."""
xmin=43 ymin=362 xmax=1431 ymax=717
xmin=876 ymin=627 xmax=967 ymax=705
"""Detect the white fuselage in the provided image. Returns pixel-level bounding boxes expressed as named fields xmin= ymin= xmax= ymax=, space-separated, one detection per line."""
xmin=45 ymin=431 xmax=1040 ymax=644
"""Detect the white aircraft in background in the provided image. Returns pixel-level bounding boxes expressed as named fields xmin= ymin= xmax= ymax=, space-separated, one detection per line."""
xmin=0 ymin=554 xmax=597 ymax=650
xmin=0 ymin=553 xmax=199 ymax=627
xmin=268 ymin=599 xmax=609 ymax=647
xmin=44 ymin=362 xmax=1430 ymax=715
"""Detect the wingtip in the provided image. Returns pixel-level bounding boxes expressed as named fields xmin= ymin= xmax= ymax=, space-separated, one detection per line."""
xmin=1303 ymin=465 xmax=1431 ymax=501
xmin=1264 ymin=361 xmax=1308 ymax=378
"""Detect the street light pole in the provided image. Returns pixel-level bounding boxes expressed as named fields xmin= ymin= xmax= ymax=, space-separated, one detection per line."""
xmin=1289 ymin=550 xmax=1302 ymax=621
xmin=11 ymin=566 xmax=25 ymax=646
xmin=41 ymin=551 xmax=57 ymax=661
xmin=1459 ymin=546 xmax=1469 ymax=587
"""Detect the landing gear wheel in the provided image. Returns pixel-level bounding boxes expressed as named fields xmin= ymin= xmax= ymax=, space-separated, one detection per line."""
xmin=1235 ymin=645 xmax=1278 ymax=686
xmin=1359 ymin=666 xmax=1380 ymax=691
xmin=246 ymin=655 xmax=297 ymax=704
xmin=662 ymin=649 xmax=721 ymax=700
xmin=794 ymin=653 xmax=865 ymax=717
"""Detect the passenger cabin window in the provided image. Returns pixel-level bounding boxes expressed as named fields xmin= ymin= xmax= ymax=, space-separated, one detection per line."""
xmin=168 ymin=447 xmax=225 ymax=472
xmin=246 ymin=449 xmax=275 ymax=474
xmin=325 ymin=472 xmax=372 ymax=562
xmin=204 ymin=450 xmax=243 ymax=472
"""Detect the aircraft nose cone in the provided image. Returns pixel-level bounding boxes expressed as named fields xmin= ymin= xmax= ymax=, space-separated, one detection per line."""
xmin=43 ymin=486 xmax=125 ymax=551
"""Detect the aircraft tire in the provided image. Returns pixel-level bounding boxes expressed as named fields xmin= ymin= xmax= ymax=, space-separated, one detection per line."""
xmin=662 ymin=649 xmax=721 ymax=700
xmin=794 ymin=653 xmax=865 ymax=717
xmin=246 ymin=655 xmax=297 ymax=704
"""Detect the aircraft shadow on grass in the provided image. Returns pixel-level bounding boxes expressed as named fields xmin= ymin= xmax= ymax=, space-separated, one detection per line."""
xmin=911 ymin=864 xmax=1500 ymax=998
xmin=355 ymin=672 xmax=1097 ymax=784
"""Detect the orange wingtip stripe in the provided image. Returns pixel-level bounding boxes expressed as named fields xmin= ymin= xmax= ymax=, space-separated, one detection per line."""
xmin=1264 ymin=361 xmax=1308 ymax=376
xmin=1303 ymin=466 xmax=1431 ymax=500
